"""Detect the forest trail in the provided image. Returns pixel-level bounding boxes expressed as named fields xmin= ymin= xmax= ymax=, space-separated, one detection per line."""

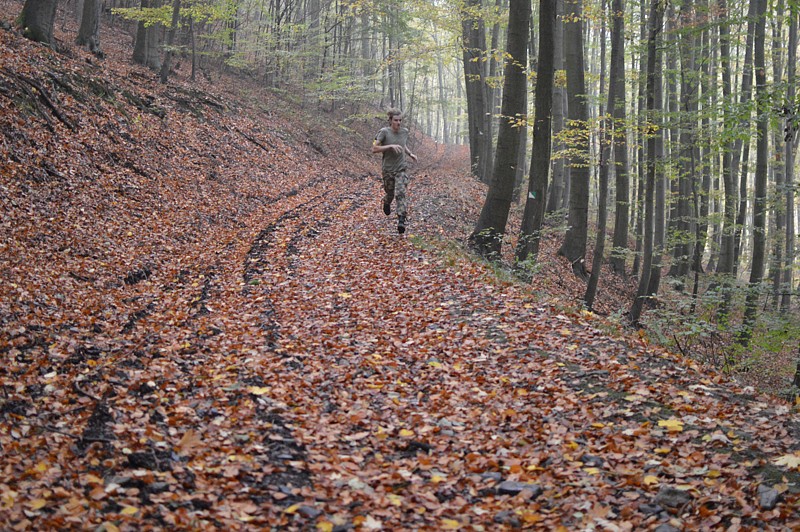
xmin=1 ymin=11 xmax=800 ymax=529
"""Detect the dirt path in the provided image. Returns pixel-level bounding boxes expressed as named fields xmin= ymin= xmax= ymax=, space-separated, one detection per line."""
xmin=3 ymin=149 xmax=800 ymax=529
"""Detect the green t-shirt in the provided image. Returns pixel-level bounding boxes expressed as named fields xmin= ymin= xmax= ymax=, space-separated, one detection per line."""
xmin=375 ymin=127 xmax=410 ymax=174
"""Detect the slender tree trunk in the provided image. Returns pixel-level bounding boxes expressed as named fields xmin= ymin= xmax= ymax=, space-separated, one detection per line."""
xmin=20 ymin=0 xmax=58 ymax=46
xmin=159 ymin=0 xmax=182 ymax=84
xmin=669 ymin=0 xmax=698 ymax=281
xmin=783 ymin=9 xmax=797 ymax=312
xmin=739 ymin=0 xmax=768 ymax=346
xmin=558 ymin=0 xmax=591 ymax=279
xmin=769 ymin=0 xmax=785 ymax=309
xmin=733 ymin=0 xmax=758 ymax=275
xmin=462 ymin=0 xmax=492 ymax=182
xmin=631 ymin=0 xmax=648 ymax=278
xmin=608 ymin=0 xmax=629 ymax=277
xmin=715 ymin=0 xmax=737 ymax=314
xmin=586 ymin=0 xmax=621 ymax=307
xmin=630 ymin=0 xmax=664 ymax=325
xmin=546 ymin=0 xmax=566 ymax=213
xmin=469 ymin=0 xmax=530 ymax=258
xmin=517 ymin=0 xmax=556 ymax=265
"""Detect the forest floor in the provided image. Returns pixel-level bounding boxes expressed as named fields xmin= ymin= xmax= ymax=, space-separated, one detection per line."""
xmin=2 ymin=2 xmax=800 ymax=530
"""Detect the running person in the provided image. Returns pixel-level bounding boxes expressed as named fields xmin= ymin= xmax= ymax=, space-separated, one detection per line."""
xmin=372 ymin=109 xmax=417 ymax=234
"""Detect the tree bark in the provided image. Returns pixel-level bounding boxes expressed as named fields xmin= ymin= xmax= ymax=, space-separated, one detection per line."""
xmin=20 ymin=0 xmax=58 ymax=46
xmin=159 ymin=0 xmax=181 ymax=84
xmin=546 ymin=0 xmax=566 ymax=213
xmin=739 ymin=0 xmax=768 ymax=346
xmin=469 ymin=0 xmax=530 ymax=258
xmin=76 ymin=0 xmax=102 ymax=55
xmin=558 ymin=0 xmax=591 ymax=279
xmin=516 ymin=0 xmax=556 ymax=265
xmin=783 ymin=9 xmax=797 ymax=312
xmin=608 ymin=0 xmax=629 ymax=276
xmin=732 ymin=0 xmax=758 ymax=275
xmin=629 ymin=0 xmax=664 ymax=325
xmin=462 ymin=0 xmax=493 ymax=182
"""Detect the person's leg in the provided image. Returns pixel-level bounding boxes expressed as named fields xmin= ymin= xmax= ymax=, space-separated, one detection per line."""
xmin=382 ymin=173 xmax=395 ymax=215
xmin=395 ymin=172 xmax=409 ymax=233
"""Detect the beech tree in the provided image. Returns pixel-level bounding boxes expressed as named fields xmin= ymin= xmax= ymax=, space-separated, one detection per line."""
xmin=558 ymin=0 xmax=591 ymax=279
xmin=19 ymin=0 xmax=57 ymax=46
xmin=76 ymin=0 xmax=102 ymax=55
xmin=516 ymin=0 xmax=556 ymax=265
xmin=469 ymin=0 xmax=530 ymax=257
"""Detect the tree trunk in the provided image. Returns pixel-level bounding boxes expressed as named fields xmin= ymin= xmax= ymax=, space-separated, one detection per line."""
xmin=629 ymin=0 xmax=664 ymax=325
xmin=462 ymin=0 xmax=492 ymax=182
xmin=159 ymin=0 xmax=182 ymax=84
xmin=739 ymin=0 xmax=768 ymax=346
xmin=558 ymin=0 xmax=591 ymax=279
xmin=546 ymin=0 xmax=566 ymax=213
xmin=669 ymin=0 xmax=698 ymax=281
xmin=76 ymin=0 xmax=101 ymax=55
xmin=631 ymin=0 xmax=647 ymax=278
xmin=769 ymin=0 xmax=785 ymax=309
xmin=783 ymin=9 xmax=797 ymax=312
xmin=469 ymin=0 xmax=530 ymax=258
xmin=608 ymin=0 xmax=629 ymax=277
xmin=516 ymin=0 xmax=556 ymax=265
xmin=733 ymin=0 xmax=758 ymax=275
xmin=133 ymin=0 xmax=162 ymax=71
xmin=20 ymin=0 xmax=58 ymax=46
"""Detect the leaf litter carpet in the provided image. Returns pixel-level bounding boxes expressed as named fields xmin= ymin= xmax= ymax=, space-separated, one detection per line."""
xmin=0 ymin=16 xmax=799 ymax=530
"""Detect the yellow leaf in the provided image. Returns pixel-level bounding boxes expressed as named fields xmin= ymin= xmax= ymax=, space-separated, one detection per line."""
xmin=773 ymin=453 xmax=800 ymax=469
xmin=643 ymin=475 xmax=659 ymax=486
xmin=337 ymin=292 xmax=351 ymax=299
xmin=657 ymin=418 xmax=684 ymax=432
xmin=399 ymin=429 xmax=414 ymax=438
xmin=427 ymin=361 xmax=442 ymax=368
xmin=441 ymin=518 xmax=461 ymax=530
xmin=387 ymin=494 xmax=403 ymax=506
xmin=34 ymin=462 xmax=48 ymax=473
xmin=591 ymin=422 xmax=605 ymax=428
xmin=120 ymin=506 xmax=139 ymax=516
xmin=317 ymin=522 xmax=334 ymax=532
xmin=706 ymin=470 xmax=721 ymax=478
xmin=284 ymin=503 xmax=301 ymax=514
xmin=654 ymin=447 xmax=672 ymax=454
xmin=431 ymin=474 xmax=447 ymax=483
xmin=28 ymin=498 xmax=47 ymax=510
xmin=247 ymin=386 xmax=270 ymax=395
xmin=584 ymin=467 xmax=601 ymax=475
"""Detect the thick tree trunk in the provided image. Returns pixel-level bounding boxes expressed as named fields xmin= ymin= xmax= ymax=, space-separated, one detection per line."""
xmin=133 ymin=0 xmax=162 ymax=71
xmin=76 ymin=0 xmax=101 ymax=55
xmin=469 ymin=0 xmax=530 ymax=258
xmin=558 ymin=0 xmax=591 ymax=279
xmin=516 ymin=0 xmax=556 ymax=265
xmin=20 ymin=0 xmax=58 ymax=46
